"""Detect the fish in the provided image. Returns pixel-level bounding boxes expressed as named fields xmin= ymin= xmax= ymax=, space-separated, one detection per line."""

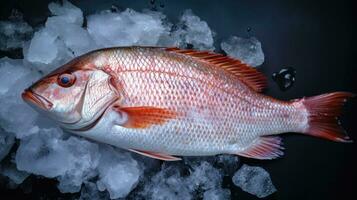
xmin=22 ymin=46 xmax=354 ymax=161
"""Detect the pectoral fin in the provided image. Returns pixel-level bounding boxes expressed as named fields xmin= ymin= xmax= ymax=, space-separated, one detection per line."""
xmin=113 ymin=105 xmax=178 ymax=129
xmin=128 ymin=149 xmax=182 ymax=161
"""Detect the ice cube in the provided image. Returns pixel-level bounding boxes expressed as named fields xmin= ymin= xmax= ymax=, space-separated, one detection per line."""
xmin=15 ymin=128 xmax=100 ymax=193
xmin=48 ymin=0 xmax=83 ymax=25
xmin=0 ymin=57 xmax=40 ymax=138
xmin=0 ymin=57 xmax=31 ymax=95
xmin=0 ymin=130 xmax=15 ymax=162
xmin=24 ymin=28 xmax=73 ymax=73
xmin=232 ymin=164 xmax=277 ymax=198
xmin=171 ymin=10 xmax=215 ymax=50
xmin=0 ymin=160 xmax=29 ymax=185
xmin=45 ymin=1 xmax=96 ymax=56
xmin=87 ymin=9 xmax=167 ymax=47
xmin=46 ymin=20 xmax=96 ymax=56
xmin=140 ymin=161 xmax=225 ymax=200
xmin=23 ymin=1 xmax=90 ymax=73
xmin=79 ymin=181 xmax=109 ymax=200
xmin=221 ymin=36 xmax=264 ymax=67
xmin=203 ymin=188 xmax=231 ymax=200
xmin=96 ymin=145 xmax=142 ymax=199
xmin=186 ymin=161 xmax=223 ymax=191
xmin=25 ymin=29 xmax=59 ymax=65
xmin=0 ymin=11 xmax=33 ymax=51
xmin=141 ymin=164 xmax=192 ymax=200
xmin=214 ymin=155 xmax=239 ymax=176
xmin=0 ymin=102 xmax=39 ymax=139
xmin=57 ymin=137 xmax=100 ymax=193
xmin=23 ymin=28 xmax=74 ymax=74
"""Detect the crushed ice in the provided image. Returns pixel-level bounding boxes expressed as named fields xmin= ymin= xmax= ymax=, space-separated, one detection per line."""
xmin=221 ymin=36 xmax=265 ymax=67
xmin=0 ymin=1 xmax=273 ymax=199
xmin=0 ymin=10 xmax=33 ymax=51
xmin=232 ymin=164 xmax=277 ymax=198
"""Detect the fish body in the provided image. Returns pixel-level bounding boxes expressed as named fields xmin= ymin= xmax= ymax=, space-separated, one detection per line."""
xmin=22 ymin=47 xmax=353 ymax=161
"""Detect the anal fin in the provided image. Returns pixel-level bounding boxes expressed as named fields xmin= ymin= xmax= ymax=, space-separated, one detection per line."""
xmin=236 ymin=136 xmax=284 ymax=160
xmin=128 ymin=149 xmax=182 ymax=161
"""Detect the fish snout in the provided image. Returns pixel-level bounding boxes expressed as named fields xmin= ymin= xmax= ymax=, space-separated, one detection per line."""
xmin=22 ymin=88 xmax=53 ymax=110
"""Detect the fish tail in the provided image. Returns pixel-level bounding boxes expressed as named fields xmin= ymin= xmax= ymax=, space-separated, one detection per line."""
xmin=298 ymin=92 xmax=355 ymax=142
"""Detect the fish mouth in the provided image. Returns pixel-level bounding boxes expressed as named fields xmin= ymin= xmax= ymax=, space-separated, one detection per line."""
xmin=22 ymin=89 xmax=53 ymax=110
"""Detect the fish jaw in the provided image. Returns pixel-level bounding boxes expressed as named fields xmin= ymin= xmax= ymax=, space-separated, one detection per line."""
xmin=22 ymin=88 xmax=53 ymax=111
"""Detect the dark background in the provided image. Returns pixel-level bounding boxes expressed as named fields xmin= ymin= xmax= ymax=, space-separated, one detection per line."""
xmin=0 ymin=0 xmax=356 ymax=199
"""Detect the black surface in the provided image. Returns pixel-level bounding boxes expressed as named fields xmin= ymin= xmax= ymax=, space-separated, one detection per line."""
xmin=0 ymin=0 xmax=356 ymax=199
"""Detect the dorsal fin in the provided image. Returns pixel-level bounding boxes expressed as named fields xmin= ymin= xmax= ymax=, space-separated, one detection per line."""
xmin=165 ymin=47 xmax=267 ymax=92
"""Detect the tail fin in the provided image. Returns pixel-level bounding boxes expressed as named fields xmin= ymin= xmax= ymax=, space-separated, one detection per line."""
xmin=301 ymin=92 xmax=355 ymax=143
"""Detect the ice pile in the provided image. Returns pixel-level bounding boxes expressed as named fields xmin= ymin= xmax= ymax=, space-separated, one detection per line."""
xmin=86 ymin=8 xmax=214 ymax=50
xmin=232 ymin=164 xmax=277 ymax=198
xmin=139 ymin=160 xmax=230 ymax=200
xmin=79 ymin=182 xmax=109 ymax=200
xmin=0 ymin=159 xmax=30 ymax=187
xmin=87 ymin=9 xmax=168 ymax=48
xmin=24 ymin=0 xmax=95 ymax=74
xmin=0 ymin=0 xmax=270 ymax=199
xmin=0 ymin=10 xmax=33 ymax=51
xmin=15 ymin=128 xmax=100 ymax=193
xmin=170 ymin=9 xmax=215 ymax=50
xmin=221 ymin=36 xmax=265 ymax=67
xmin=0 ymin=57 xmax=40 ymax=139
xmin=96 ymin=146 xmax=142 ymax=199
xmin=0 ymin=130 xmax=14 ymax=162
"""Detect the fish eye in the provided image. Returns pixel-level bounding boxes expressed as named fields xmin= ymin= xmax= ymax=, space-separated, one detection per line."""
xmin=57 ymin=73 xmax=76 ymax=87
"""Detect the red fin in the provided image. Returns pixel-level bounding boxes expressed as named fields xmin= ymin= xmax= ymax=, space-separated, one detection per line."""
xmin=301 ymin=92 xmax=355 ymax=142
xmin=113 ymin=106 xmax=178 ymax=129
xmin=236 ymin=136 xmax=284 ymax=160
xmin=165 ymin=47 xmax=267 ymax=92
xmin=128 ymin=149 xmax=182 ymax=161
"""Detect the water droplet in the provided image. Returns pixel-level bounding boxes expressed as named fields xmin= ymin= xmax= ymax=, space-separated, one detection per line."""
xmin=186 ymin=43 xmax=194 ymax=49
xmin=149 ymin=0 xmax=158 ymax=11
xmin=247 ymin=27 xmax=252 ymax=32
xmin=272 ymin=67 xmax=296 ymax=91
xmin=110 ymin=5 xmax=119 ymax=13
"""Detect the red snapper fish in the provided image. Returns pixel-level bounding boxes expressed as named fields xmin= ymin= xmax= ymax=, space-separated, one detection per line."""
xmin=22 ymin=47 xmax=354 ymax=161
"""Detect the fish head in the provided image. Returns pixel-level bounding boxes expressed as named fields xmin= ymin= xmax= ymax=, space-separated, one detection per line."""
xmin=22 ymin=52 xmax=119 ymax=130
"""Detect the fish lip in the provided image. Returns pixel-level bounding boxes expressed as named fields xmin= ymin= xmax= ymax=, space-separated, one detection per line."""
xmin=22 ymin=89 xmax=53 ymax=110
